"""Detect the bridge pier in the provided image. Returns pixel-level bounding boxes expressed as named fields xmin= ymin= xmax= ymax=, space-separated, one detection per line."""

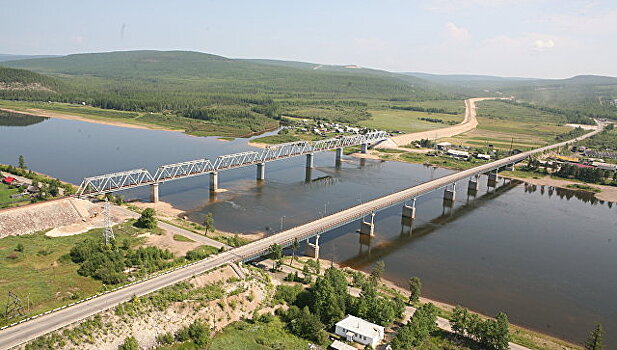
xmin=305 ymin=167 xmax=312 ymax=183
xmin=256 ymin=162 xmax=265 ymax=181
xmin=402 ymin=198 xmax=416 ymax=220
xmin=305 ymin=234 xmax=320 ymax=259
xmin=468 ymin=176 xmax=479 ymax=192
xmin=444 ymin=183 xmax=456 ymax=202
xmin=150 ymin=183 xmax=159 ymax=203
xmin=210 ymin=172 xmax=219 ymax=192
xmin=335 ymin=147 xmax=343 ymax=165
xmin=361 ymin=143 xmax=368 ymax=154
xmin=359 ymin=212 xmax=375 ymax=236
xmin=488 ymin=172 xmax=498 ymax=188
xmin=306 ymin=153 xmax=314 ymax=169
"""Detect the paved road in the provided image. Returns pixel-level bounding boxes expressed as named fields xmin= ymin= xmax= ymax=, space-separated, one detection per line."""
xmin=386 ymin=97 xmax=500 ymax=147
xmin=0 ymin=121 xmax=604 ymax=350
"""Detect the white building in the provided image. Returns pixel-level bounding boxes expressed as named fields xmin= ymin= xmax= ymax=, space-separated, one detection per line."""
xmin=592 ymin=161 xmax=617 ymax=171
xmin=334 ymin=315 xmax=385 ymax=348
xmin=446 ymin=149 xmax=470 ymax=159
xmin=436 ymin=142 xmax=452 ymax=150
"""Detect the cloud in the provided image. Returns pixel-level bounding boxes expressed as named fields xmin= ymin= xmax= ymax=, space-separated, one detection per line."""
xmin=427 ymin=0 xmax=528 ymax=12
xmin=444 ymin=22 xmax=471 ymax=41
xmin=533 ymin=39 xmax=555 ymax=50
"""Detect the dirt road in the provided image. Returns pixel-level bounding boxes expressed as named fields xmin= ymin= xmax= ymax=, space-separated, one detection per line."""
xmin=385 ymin=97 xmax=501 ymax=147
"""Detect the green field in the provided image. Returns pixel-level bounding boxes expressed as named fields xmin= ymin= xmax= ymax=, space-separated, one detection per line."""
xmin=361 ymin=108 xmax=463 ymax=133
xmin=207 ymin=318 xmax=310 ymax=350
xmin=0 ymin=182 xmax=29 ymax=208
xmin=0 ymin=221 xmax=162 ymax=325
xmin=442 ymin=100 xmax=576 ymax=152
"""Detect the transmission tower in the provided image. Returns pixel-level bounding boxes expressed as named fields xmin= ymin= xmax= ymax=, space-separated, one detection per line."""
xmin=4 ymin=291 xmax=25 ymax=319
xmin=103 ymin=199 xmax=115 ymax=245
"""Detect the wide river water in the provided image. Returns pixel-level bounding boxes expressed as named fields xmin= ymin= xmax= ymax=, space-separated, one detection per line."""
xmin=1 ymin=114 xmax=616 ymax=347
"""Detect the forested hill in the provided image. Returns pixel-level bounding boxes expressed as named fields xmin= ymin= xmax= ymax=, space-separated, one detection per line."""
xmin=405 ymin=72 xmax=617 ymax=120
xmin=1 ymin=50 xmax=448 ymax=101
xmin=0 ymin=67 xmax=65 ymax=99
xmin=0 ymin=50 xmax=460 ymax=136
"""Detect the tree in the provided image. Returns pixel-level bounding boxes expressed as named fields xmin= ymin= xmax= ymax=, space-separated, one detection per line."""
xmin=135 ymin=208 xmax=157 ymax=229
xmin=203 ymin=213 xmax=215 ymax=233
xmin=370 ymin=260 xmax=385 ymax=283
xmin=585 ymin=324 xmax=604 ymax=350
xmin=492 ymin=312 xmax=510 ymax=350
xmin=268 ymin=243 xmax=282 ymax=270
xmin=15 ymin=243 xmax=24 ymax=252
xmin=408 ymin=276 xmax=422 ymax=303
xmin=451 ymin=305 xmax=470 ymax=336
xmin=291 ymin=238 xmax=299 ymax=263
xmin=311 ymin=267 xmax=349 ymax=327
xmin=118 ymin=336 xmax=138 ymax=350
xmin=287 ymin=306 xmax=327 ymax=343
xmin=18 ymin=155 xmax=26 ymax=169
xmin=187 ymin=319 xmax=209 ymax=346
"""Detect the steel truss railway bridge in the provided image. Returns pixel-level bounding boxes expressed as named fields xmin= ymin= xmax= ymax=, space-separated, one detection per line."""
xmin=0 ymin=123 xmax=604 ymax=350
xmin=76 ymin=131 xmax=388 ymax=201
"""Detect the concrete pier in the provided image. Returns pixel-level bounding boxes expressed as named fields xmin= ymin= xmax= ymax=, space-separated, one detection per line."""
xmin=306 ymin=153 xmax=314 ymax=168
xmin=402 ymin=199 xmax=416 ymax=219
xmin=305 ymin=167 xmax=312 ymax=183
xmin=305 ymin=235 xmax=320 ymax=259
xmin=361 ymin=143 xmax=368 ymax=154
xmin=335 ymin=147 xmax=343 ymax=165
xmin=444 ymin=183 xmax=456 ymax=202
xmin=468 ymin=177 xmax=478 ymax=191
xmin=256 ymin=163 xmax=265 ymax=181
xmin=150 ymin=183 xmax=159 ymax=203
xmin=359 ymin=212 xmax=375 ymax=236
xmin=488 ymin=172 xmax=498 ymax=187
xmin=210 ymin=172 xmax=219 ymax=192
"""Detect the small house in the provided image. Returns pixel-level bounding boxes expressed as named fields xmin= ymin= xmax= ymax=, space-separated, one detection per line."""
xmin=2 ymin=177 xmax=16 ymax=185
xmin=334 ymin=315 xmax=385 ymax=348
xmin=436 ymin=142 xmax=451 ymax=150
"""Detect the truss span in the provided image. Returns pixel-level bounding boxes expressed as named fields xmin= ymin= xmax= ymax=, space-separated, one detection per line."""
xmin=77 ymin=131 xmax=388 ymax=197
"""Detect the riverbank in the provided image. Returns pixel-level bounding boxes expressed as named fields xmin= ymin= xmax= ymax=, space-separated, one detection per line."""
xmin=0 ymin=107 xmax=182 ymax=132
xmin=280 ymin=256 xmax=582 ymax=350
xmin=500 ymin=172 xmax=617 ymax=202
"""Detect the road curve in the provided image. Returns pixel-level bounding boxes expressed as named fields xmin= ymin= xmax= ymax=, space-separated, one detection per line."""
xmin=0 ymin=121 xmax=604 ymax=350
xmin=386 ymin=97 xmax=500 ymax=147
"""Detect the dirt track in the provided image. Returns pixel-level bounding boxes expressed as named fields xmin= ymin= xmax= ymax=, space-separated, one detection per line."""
xmin=385 ymin=97 xmax=501 ymax=147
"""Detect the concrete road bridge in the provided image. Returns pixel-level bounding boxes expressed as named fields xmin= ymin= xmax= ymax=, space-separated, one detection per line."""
xmin=76 ymin=131 xmax=388 ymax=201
xmin=0 ymin=122 xmax=604 ymax=350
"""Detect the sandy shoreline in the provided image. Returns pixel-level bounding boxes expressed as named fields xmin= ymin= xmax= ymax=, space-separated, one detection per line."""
xmin=0 ymin=107 xmax=183 ymax=132
xmin=502 ymin=174 xmax=617 ymax=202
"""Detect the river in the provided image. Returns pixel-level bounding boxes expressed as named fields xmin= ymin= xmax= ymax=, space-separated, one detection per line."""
xmin=1 ymin=113 xmax=616 ymax=347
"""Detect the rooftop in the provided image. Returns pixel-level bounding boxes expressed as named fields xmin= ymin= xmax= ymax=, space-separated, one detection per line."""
xmin=335 ymin=315 xmax=384 ymax=339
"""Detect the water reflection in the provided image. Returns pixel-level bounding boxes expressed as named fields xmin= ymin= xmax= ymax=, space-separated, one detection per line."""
xmin=0 ymin=111 xmax=48 ymax=127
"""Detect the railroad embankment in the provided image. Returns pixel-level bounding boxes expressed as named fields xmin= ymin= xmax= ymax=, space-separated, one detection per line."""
xmin=0 ymin=198 xmax=98 ymax=237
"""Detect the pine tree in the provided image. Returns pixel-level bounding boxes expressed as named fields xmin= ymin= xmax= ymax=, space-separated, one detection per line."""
xmin=585 ymin=324 xmax=604 ymax=350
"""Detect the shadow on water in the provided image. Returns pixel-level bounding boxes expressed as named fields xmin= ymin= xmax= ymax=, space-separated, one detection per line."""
xmin=339 ymin=180 xmax=522 ymax=268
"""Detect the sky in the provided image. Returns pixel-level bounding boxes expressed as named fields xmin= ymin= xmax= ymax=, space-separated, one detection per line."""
xmin=1 ymin=0 xmax=615 ymax=78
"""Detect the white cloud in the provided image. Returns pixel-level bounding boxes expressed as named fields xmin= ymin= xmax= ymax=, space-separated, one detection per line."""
xmin=533 ymin=39 xmax=555 ymax=50
xmin=427 ymin=0 xmax=529 ymax=12
xmin=444 ymin=22 xmax=471 ymax=41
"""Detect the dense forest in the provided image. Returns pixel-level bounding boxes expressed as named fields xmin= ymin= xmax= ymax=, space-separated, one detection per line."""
xmin=0 ymin=51 xmax=460 ymax=135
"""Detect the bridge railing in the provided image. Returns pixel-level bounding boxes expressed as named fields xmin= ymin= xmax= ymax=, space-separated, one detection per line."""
xmin=76 ymin=131 xmax=388 ymax=197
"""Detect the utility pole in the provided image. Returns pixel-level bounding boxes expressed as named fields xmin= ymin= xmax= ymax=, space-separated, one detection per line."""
xmin=103 ymin=199 xmax=115 ymax=245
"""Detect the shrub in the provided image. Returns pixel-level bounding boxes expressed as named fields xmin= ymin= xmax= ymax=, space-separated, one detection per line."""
xmin=118 ymin=336 xmax=138 ymax=350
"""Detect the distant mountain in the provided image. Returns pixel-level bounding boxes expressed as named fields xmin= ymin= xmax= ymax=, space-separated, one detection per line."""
xmin=0 ymin=50 xmax=452 ymax=100
xmin=404 ymin=72 xmax=534 ymax=84
xmin=0 ymin=54 xmax=61 ymax=62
